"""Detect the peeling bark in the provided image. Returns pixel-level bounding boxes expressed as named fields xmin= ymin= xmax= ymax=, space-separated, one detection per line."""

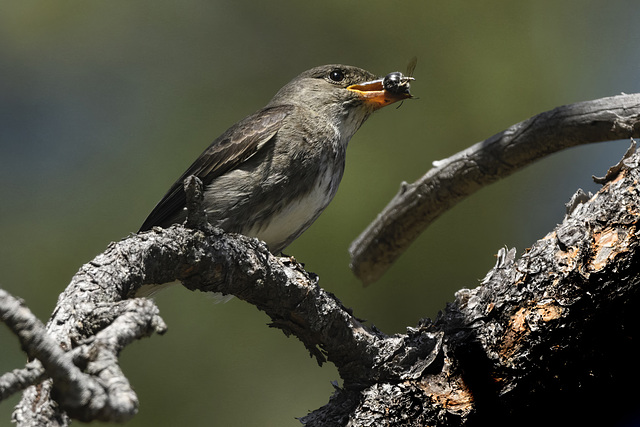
xmin=350 ymin=93 xmax=640 ymax=285
xmin=0 ymin=106 xmax=638 ymax=426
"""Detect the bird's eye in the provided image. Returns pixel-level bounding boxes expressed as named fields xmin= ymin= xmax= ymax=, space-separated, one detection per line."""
xmin=329 ymin=70 xmax=345 ymax=82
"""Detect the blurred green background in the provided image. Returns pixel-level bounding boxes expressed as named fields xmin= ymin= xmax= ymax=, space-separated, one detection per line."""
xmin=1 ymin=1 xmax=638 ymax=426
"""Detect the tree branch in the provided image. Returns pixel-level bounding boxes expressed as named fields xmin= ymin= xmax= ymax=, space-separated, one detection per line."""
xmin=302 ymin=141 xmax=640 ymax=426
xmin=349 ymin=93 xmax=640 ymax=285
xmin=4 ymin=290 xmax=167 ymax=425
xmin=1 ymin=96 xmax=638 ymax=426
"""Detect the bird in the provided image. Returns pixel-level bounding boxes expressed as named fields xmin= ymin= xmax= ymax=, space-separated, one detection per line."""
xmin=139 ymin=64 xmax=413 ymax=254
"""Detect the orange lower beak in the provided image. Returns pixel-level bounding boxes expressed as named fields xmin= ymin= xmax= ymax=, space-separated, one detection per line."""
xmin=347 ymin=78 xmax=412 ymax=109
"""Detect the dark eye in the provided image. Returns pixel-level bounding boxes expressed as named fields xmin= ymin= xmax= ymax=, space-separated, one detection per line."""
xmin=329 ymin=70 xmax=345 ymax=82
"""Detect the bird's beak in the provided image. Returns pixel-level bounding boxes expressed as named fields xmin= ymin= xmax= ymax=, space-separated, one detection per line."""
xmin=347 ymin=78 xmax=413 ymax=109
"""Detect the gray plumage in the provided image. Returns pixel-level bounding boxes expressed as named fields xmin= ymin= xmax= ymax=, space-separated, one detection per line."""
xmin=140 ymin=64 xmax=408 ymax=253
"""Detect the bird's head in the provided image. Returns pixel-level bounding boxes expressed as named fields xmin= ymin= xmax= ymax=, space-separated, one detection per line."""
xmin=268 ymin=64 xmax=414 ymax=140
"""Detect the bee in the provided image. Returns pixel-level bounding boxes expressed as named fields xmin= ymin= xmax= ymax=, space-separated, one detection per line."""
xmin=383 ymin=57 xmax=417 ymax=96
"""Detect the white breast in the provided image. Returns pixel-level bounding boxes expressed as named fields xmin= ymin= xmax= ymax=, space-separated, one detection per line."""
xmin=245 ymin=167 xmax=337 ymax=251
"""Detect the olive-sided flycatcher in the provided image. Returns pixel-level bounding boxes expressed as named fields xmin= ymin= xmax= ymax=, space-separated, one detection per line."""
xmin=139 ymin=65 xmax=413 ymax=254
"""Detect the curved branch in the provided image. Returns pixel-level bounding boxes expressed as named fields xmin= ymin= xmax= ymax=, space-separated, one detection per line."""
xmin=0 ymin=290 xmax=81 ymax=401
xmin=10 ymin=217 xmax=436 ymax=424
xmin=302 ymin=141 xmax=640 ymax=426
xmin=5 ymin=290 xmax=166 ymax=425
xmin=349 ymin=93 xmax=640 ymax=285
xmin=5 ymin=95 xmax=640 ymax=425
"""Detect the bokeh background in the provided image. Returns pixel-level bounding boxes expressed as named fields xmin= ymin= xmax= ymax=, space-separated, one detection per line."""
xmin=1 ymin=1 xmax=638 ymax=426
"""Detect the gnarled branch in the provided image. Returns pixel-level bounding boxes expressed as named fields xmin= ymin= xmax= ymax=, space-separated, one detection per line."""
xmin=349 ymin=93 xmax=640 ymax=285
xmin=1 ymin=96 xmax=638 ymax=426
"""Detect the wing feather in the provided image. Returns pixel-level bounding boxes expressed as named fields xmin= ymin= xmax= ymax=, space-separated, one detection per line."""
xmin=139 ymin=105 xmax=294 ymax=231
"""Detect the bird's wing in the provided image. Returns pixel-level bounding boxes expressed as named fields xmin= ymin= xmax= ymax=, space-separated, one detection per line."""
xmin=139 ymin=105 xmax=294 ymax=231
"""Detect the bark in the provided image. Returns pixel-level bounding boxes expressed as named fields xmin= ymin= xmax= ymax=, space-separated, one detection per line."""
xmin=303 ymin=142 xmax=640 ymax=426
xmin=349 ymin=93 xmax=640 ymax=285
xmin=0 ymin=101 xmax=638 ymax=426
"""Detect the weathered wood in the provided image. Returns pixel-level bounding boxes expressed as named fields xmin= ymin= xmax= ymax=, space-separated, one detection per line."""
xmin=350 ymin=93 xmax=640 ymax=285
xmin=302 ymin=144 xmax=640 ymax=426
xmin=1 ymin=101 xmax=639 ymax=426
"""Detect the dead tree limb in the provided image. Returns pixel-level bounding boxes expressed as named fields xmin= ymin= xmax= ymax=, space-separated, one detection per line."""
xmin=0 ymin=97 xmax=638 ymax=426
xmin=349 ymin=93 xmax=640 ymax=285
xmin=303 ymin=142 xmax=640 ymax=426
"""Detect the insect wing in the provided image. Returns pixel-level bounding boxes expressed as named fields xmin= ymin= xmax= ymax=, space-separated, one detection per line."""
xmin=406 ymin=56 xmax=417 ymax=78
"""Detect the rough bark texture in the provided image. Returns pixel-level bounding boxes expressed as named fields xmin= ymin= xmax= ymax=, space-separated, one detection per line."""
xmin=1 ymin=103 xmax=639 ymax=426
xmin=349 ymin=93 xmax=640 ymax=285
xmin=302 ymin=143 xmax=640 ymax=426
